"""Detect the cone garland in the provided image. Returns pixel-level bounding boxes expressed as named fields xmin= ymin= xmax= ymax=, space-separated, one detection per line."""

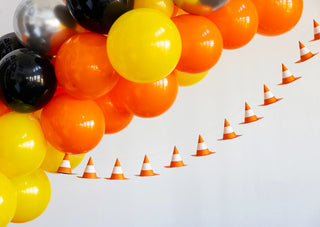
xmin=261 ymin=84 xmax=282 ymax=106
xmin=165 ymin=146 xmax=186 ymax=168
xmin=279 ymin=64 xmax=301 ymax=85
xmin=295 ymin=41 xmax=318 ymax=63
xmin=240 ymin=102 xmax=263 ymax=124
xmin=78 ymin=157 xmax=99 ymax=179
xmin=220 ymin=119 xmax=241 ymax=140
xmin=311 ymin=19 xmax=320 ymax=41
xmin=57 ymin=154 xmax=72 ymax=174
xmin=107 ymin=158 xmax=128 ymax=180
xmin=138 ymin=155 xmax=159 ymax=177
xmin=192 ymin=134 xmax=215 ymax=156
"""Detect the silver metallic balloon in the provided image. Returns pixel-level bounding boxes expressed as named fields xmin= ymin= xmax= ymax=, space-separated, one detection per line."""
xmin=174 ymin=0 xmax=229 ymax=15
xmin=13 ymin=0 xmax=83 ymax=55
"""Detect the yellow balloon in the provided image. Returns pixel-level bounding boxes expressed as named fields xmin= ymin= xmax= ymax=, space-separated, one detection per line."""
xmin=10 ymin=169 xmax=51 ymax=223
xmin=176 ymin=70 xmax=209 ymax=86
xmin=0 ymin=172 xmax=17 ymax=227
xmin=0 ymin=113 xmax=46 ymax=178
xmin=41 ymin=142 xmax=85 ymax=173
xmin=107 ymin=8 xmax=182 ymax=83
xmin=134 ymin=0 xmax=174 ymax=17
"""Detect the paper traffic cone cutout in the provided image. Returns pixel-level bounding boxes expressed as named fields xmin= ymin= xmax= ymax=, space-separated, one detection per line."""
xmin=218 ymin=119 xmax=241 ymax=141
xmin=192 ymin=135 xmax=215 ymax=156
xmin=278 ymin=64 xmax=301 ymax=85
xmin=310 ymin=20 xmax=320 ymax=41
xmin=106 ymin=158 xmax=128 ymax=180
xmin=137 ymin=155 xmax=159 ymax=177
xmin=295 ymin=41 xmax=318 ymax=63
xmin=57 ymin=154 xmax=72 ymax=174
xmin=77 ymin=157 xmax=99 ymax=179
xmin=240 ymin=102 xmax=263 ymax=124
xmin=260 ymin=84 xmax=283 ymax=106
xmin=165 ymin=146 xmax=186 ymax=168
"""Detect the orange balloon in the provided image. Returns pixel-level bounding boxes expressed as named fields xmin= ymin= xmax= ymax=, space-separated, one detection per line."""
xmin=55 ymin=33 xmax=119 ymax=99
xmin=251 ymin=0 xmax=303 ymax=36
xmin=40 ymin=94 xmax=105 ymax=154
xmin=116 ymin=72 xmax=178 ymax=118
xmin=172 ymin=15 xmax=223 ymax=74
xmin=206 ymin=0 xmax=259 ymax=49
xmin=0 ymin=99 xmax=11 ymax=117
xmin=95 ymin=86 xmax=133 ymax=134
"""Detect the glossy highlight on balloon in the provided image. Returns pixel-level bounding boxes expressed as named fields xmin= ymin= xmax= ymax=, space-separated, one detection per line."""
xmin=107 ymin=8 xmax=182 ymax=83
xmin=14 ymin=0 xmax=83 ymax=55
xmin=0 ymin=172 xmax=17 ymax=227
xmin=206 ymin=0 xmax=259 ymax=49
xmin=251 ymin=0 xmax=303 ymax=36
xmin=11 ymin=169 xmax=51 ymax=223
xmin=0 ymin=113 xmax=47 ymax=178
xmin=115 ymin=72 xmax=179 ymax=118
xmin=0 ymin=49 xmax=57 ymax=113
xmin=66 ymin=0 xmax=134 ymax=34
xmin=172 ymin=15 xmax=223 ymax=74
xmin=40 ymin=94 xmax=105 ymax=154
xmin=55 ymin=33 xmax=119 ymax=100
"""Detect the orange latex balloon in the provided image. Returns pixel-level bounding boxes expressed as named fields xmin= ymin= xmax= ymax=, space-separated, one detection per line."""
xmin=251 ymin=0 xmax=303 ymax=36
xmin=0 ymin=99 xmax=11 ymax=116
xmin=172 ymin=15 xmax=223 ymax=74
xmin=116 ymin=72 xmax=179 ymax=118
xmin=206 ymin=0 xmax=259 ymax=49
xmin=40 ymin=94 xmax=105 ymax=154
xmin=95 ymin=86 xmax=133 ymax=134
xmin=55 ymin=33 xmax=119 ymax=99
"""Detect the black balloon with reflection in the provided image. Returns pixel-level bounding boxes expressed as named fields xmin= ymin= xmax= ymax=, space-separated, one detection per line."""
xmin=0 ymin=33 xmax=24 ymax=61
xmin=0 ymin=49 xmax=57 ymax=113
xmin=66 ymin=0 xmax=134 ymax=34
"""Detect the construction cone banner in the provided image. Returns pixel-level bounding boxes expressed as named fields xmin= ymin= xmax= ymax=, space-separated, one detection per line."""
xmin=106 ymin=158 xmax=128 ymax=180
xmin=240 ymin=102 xmax=263 ymax=124
xmin=165 ymin=146 xmax=186 ymax=168
xmin=192 ymin=135 xmax=215 ymax=156
xmin=279 ymin=64 xmax=301 ymax=85
xmin=78 ymin=157 xmax=99 ymax=179
xmin=137 ymin=155 xmax=159 ymax=177
xmin=261 ymin=84 xmax=282 ymax=106
xmin=219 ymin=119 xmax=241 ymax=140
xmin=57 ymin=154 xmax=72 ymax=174
xmin=295 ymin=41 xmax=318 ymax=63
xmin=311 ymin=19 xmax=320 ymax=41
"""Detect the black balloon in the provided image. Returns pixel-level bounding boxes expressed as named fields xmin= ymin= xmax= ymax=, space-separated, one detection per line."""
xmin=66 ymin=0 xmax=134 ymax=34
xmin=0 ymin=33 xmax=24 ymax=61
xmin=0 ymin=49 xmax=57 ymax=113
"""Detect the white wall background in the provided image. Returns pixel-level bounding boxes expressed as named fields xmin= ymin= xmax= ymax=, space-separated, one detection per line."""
xmin=2 ymin=0 xmax=320 ymax=226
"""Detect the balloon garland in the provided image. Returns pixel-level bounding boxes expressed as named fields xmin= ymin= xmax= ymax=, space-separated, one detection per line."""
xmin=0 ymin=0 xmax=303 ymax=225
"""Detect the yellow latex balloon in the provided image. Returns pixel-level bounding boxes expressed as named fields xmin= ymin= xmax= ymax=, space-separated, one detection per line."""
xmin=41 ymin=142 xmax=85 ymax=173
xmin=176 ymin=70 xmax=209 ymax=86
xmin=0 ymin=113 xmax=47 ymax=178
xmin=107 ymin=8 xmax=182 ymax=83
xmin=0 ymin=172 xmax=17 ymax=227
xmin=134 ymin=0 xmax=174 ymax=17
xmin=11 ymin=169 xmax=51 ymax=223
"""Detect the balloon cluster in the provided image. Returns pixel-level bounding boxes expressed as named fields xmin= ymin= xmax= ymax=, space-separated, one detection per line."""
xmin=0 ymin=0 xmax=303 ymax=225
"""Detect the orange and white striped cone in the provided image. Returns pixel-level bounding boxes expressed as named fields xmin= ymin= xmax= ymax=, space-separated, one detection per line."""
xmin=57 ymin=154 xmax=72 ymax=174
xmin=137 ymin=155 xmax=159 ymax=177
xmin=165 ymin=146 xmax=186 ymax=168
xmin=219 ymin=119 xmax=241 ymax=141
xmin=240 ymin=102 xmax=263 ymax=124
xmin=106 ymin=158 xmax=128 ymax=180
xmin=278 ymin=64 xmax=301 ymax=85
xmin=260 ymin=84 xmax=282 ymax=106
xmin=77 ymin=157 xmax=99 ymax=179
xmin=295 ymin=41 xmax=318 ymax=63
xmin=310 ymin=20 xmax=320 ymax=41
xmin=192 ymin=135 xmax=215 ymax=156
